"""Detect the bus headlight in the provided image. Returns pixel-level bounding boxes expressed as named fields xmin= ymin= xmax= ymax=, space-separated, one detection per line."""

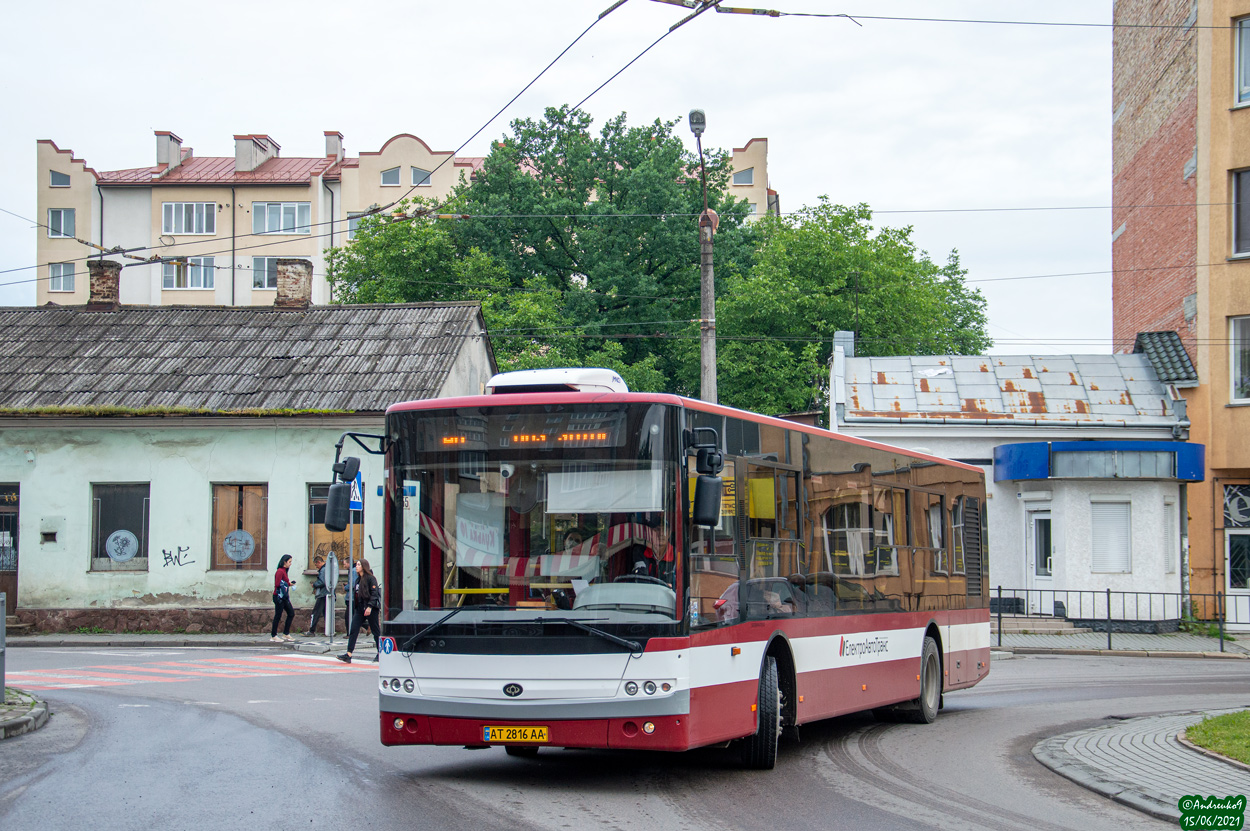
xmin=624 ymin=681 xmax=639 ymax=696
xmin=403 ymin=679 xmax=415 ymax=693
xmin=643 ymin=681 xmax=657 ymax=695
xmin=390 ymin=678 xmax=402 ymax=692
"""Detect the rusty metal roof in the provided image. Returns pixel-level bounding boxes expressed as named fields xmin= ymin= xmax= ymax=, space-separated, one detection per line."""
xmin=0 ymin=302 xmax=488 ymax=413
xmin=843 ymin=354 xmax=1178 ymax=425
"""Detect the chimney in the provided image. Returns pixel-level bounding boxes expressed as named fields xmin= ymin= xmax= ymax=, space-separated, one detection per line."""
xmin=87 ymin=259 xmax=122 ymax=310
xmin=274 ymin=258 xmax=312 ymax=309
xmin=234 ymin=134 xmax=280 ymax=172
xmin=324 ymin=131 xmax=344 ymax=164
xmin=155 ymin=131 xmax=183 ymax=171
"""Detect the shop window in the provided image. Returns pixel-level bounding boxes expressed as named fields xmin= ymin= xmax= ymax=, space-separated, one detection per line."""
xmin=91 ymin=484 xmax=149 ymax=571
xmin=211 ymin=484 xmax=267 ymax=570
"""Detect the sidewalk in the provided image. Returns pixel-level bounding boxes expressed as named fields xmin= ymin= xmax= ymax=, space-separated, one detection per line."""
xmin=1034 ymin=709 xmax=1250 ymax=822
xmin=994 ymin=630 xmax=1250 ymax=658
xmin=0 ymin=687 xmax=49 ymax=739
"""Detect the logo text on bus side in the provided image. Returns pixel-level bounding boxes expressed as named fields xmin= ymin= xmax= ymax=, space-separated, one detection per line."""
xmin=840 ymin=635 xmax=889 ymax=658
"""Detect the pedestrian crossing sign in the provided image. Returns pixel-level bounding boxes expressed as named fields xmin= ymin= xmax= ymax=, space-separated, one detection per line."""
xmin=349 ymin=472 xmax=364 ymax=510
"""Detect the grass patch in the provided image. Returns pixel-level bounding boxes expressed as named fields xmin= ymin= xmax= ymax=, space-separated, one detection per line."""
xmin=71 ymin=626 xmax=108 ymax=634
xmin=1186 ymin=711 xmax=1250 ymax=765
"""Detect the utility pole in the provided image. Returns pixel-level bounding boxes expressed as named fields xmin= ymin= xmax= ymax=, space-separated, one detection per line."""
xmin=690 ymin=109 xmax=717 ymax=404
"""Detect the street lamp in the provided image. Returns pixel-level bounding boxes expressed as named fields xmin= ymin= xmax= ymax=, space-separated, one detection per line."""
xmin=690 ymin=109 xmax=717 ymax=404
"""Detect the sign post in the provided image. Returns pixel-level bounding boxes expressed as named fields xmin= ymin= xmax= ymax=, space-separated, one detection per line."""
xmin=323 ymin=554 xmax=338 ymax=640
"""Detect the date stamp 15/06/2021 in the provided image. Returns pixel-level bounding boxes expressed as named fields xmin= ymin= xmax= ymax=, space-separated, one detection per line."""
xmin=1178 ymin=796 xmax=1246 ymax=830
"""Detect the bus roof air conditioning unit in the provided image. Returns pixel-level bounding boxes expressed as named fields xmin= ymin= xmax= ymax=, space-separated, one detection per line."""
xmin=485 ymin=367 xmax=629 ymax=394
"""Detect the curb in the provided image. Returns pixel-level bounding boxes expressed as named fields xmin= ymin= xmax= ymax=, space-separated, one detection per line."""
xmin=1033 ymin=729 xmax=1180 ymax=822
xmin=1 ymin=698 xmax=50 ymax=741
xmin=1175 ymin=729 xmax=1250 ymax=774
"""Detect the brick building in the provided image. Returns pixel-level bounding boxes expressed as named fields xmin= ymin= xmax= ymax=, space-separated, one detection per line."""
xmin=1113 ymin=0 xmax=1250 ymax=621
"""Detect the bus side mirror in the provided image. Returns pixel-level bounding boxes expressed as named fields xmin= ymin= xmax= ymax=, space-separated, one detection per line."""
xmin=693 ymin=474 xmax=722 ymax=528
xmin=325 ymin=481 xmax=351 ymax=532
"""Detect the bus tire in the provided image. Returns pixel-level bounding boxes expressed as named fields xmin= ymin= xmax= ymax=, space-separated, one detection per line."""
xmin=505 ymin=745 xmax=539 ymax=758
xmin=906 ymin=636 xmax=941 ymax=724
xmin=740 ymin=656 xmax=781 ymax=769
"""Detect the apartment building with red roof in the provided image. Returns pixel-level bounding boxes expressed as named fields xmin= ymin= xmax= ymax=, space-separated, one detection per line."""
xmin=35 ymin=130 xmax=777 ymax=309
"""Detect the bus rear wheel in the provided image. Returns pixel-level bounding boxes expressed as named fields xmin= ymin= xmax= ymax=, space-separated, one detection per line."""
xmin=905 ymin=636 xmax=941 ymax=724
xmin=740 ymin=656 xmax=781 ymax=769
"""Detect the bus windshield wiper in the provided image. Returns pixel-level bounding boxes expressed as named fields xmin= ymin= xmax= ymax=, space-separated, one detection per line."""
xmin=401 ymin=606 xmax=468 ymax=653
xmin=485 ymin=616 xmax=643 ymax=654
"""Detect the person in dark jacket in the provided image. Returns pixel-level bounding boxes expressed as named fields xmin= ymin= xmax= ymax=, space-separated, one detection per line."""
xmin=338 ymin=558 xmax=380 ymax=663
xmin=306 ymin=555 xmax=331 ymax=636
xmin=270 ymin=555 xmax=295 ymax=642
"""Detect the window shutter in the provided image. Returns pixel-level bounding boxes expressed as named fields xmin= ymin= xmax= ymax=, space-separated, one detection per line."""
xmin=1091 ymin=502 xmax=1131 ymax=573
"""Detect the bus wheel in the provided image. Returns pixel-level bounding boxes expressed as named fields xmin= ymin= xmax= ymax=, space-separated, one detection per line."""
xmin=740 ymin=656 xmax=781 ymax=769
xmin=505 ymin=746 xmax=539 ymax=758
xmin=906 ymin=636 xmax=941 ymax=724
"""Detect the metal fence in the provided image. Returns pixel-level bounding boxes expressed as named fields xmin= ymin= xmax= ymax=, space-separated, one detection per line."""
xmin=992 ymin=586 xmax=1246 ymax=652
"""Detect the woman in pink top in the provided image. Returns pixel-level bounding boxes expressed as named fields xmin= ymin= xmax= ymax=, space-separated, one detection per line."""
xmin=270 ymin=554 xmax=295 ymax=642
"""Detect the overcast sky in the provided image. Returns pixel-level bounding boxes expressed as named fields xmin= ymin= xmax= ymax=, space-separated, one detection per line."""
xmin=0 ymin=0 xmax=1113 ymax=355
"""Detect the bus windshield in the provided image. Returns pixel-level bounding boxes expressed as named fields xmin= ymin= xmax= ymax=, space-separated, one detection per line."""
xmin=386 ymin=402 xmax=679 ymax=623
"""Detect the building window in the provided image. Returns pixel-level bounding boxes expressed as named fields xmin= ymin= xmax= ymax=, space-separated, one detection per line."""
xmin=1090 ymin=500 xmax=1131 ymax=573
xmin=162 ymin=202 xmax=216 ymax=235
xmin=411 ymin=166 xmax=432 ymax=186
xmin=253 ymin=256 xmax=278 ymax=289
xmin=49 ymin=263 xmax=74 ymax=292
xmin=381 ymin=167 xmax=401 ymax=186
xmin=1233 ymin=316 xmax=1250 ymax=402
xmin=252 ymin=202 xmax=311 ymax=235
xmin=163 ymin=257 xmax=215 ymax=289
xmin=1164 ymin=499 xmax=1178 ymax=574
xmin=211 ymin=484 xmax=267 ymax=570
xmin=733 ymin=167 xmax=754 ymax=186
xmin=49 ymin=170 xmax=71 ymax=187
xmin=308 ymin=484 xmax=362 ymax=571
xmin=1238 ymin=18 xmax=1250 ymax=105
xmin=1235 ymin=171 xmax=1250 ymax=255
xmin=347 ymin=212 xmax=364 ymax=241
xmin=91 ymin=484 xmax=149 ymax=571
xmin=48 ymin=208 xmax=74 ymax=238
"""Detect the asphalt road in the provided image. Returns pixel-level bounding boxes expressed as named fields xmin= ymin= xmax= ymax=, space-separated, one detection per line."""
xmin=2 ymin=648 xmax=1248 ymax=831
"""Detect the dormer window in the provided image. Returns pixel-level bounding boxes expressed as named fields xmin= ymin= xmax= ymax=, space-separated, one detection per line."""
xmin=381 ymin=166 xmax=401 ymax=186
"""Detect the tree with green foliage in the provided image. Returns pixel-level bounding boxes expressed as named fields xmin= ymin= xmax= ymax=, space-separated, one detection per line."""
xmin=326 ymin=106 xmax=753 ymax=393
xmin=324 ymin=109 xmax=991 ymax=412
xmin=709 ymin=199 xmax=991 ymax=416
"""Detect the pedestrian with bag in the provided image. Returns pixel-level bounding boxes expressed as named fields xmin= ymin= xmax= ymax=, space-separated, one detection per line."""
xmin=270 ymin=554 xmax=295 ymax=642
xmin=307 ymin=554 xmax=331 ymax=635
xmin=338 ymin=558 xmax=380 ymax=663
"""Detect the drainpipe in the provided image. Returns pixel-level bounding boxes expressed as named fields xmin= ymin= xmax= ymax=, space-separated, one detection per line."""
xmin=323 ymin=178 xmax=335 ymax=301
xmin=230 ymin=186 xmax=236 ymax=306
xmin=1180 ymin=482 xmax=1191 ymax=617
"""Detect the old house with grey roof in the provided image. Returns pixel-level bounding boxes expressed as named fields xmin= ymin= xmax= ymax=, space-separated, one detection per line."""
xmin=830 ymin=333 xmax=1211 ymax=627
xmin=0 ymin=259 xmax=494 ymax=631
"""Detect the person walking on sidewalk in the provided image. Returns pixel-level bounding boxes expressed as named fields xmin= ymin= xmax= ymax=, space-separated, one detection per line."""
xmin=307 ymin=554 xmax=331 ymax=635
xmin=338 ymin=559 xmax=380 ymax=663
xmin=271 ymin=554 xmax=296 ymax=642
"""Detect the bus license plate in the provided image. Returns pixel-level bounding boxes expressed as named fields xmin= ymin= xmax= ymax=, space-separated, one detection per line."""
xmin=484 ymin=726 xmax=548 ymax=743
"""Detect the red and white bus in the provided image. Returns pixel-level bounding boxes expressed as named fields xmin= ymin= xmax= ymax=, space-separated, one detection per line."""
xmin=326 ymin=368 xmax=991 ymax=769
